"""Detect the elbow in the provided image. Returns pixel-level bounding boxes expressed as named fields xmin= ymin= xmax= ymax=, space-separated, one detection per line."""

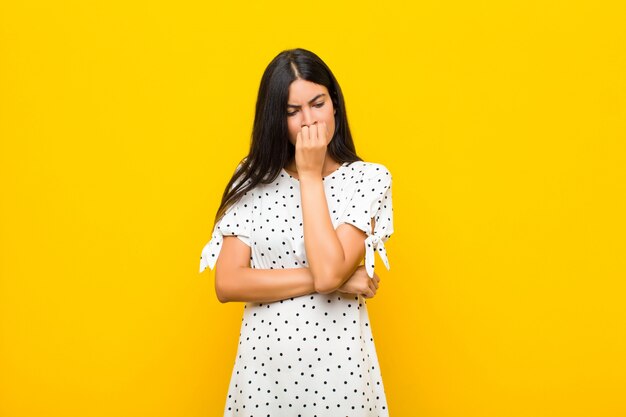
xmin=215 ymin=282 xmax=230 ymax=303
xmin=313 ymin=274 xmax=341 ymax=295
xmin=215 ymin=288 xmax=230 ymax=303
xmin=214 ymin=268 xmax=232 ymax=303
xmin=314 ymin=282 xmax=335 ymax=295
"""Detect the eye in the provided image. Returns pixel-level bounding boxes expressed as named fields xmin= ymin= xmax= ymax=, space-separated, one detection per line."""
xmin=287 ymin=101 xmax=324 ymax=116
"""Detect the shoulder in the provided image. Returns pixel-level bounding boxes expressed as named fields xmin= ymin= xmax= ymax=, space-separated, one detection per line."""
xmin=345 ymin=160 xmax=392 ymax=182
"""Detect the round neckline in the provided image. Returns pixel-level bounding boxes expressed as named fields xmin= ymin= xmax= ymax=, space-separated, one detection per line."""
xmin=281 ymin=161 xmax=348 ymax=183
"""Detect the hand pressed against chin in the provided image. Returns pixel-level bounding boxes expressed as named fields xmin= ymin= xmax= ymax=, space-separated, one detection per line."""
xmin=294 ymin=121 xmax=331 ymax=180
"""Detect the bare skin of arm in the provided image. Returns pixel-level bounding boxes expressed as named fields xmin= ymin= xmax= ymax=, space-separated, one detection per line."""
xmin=300 ymin=176 xmax=370 ymax=293
xmin=296 ymin=121 xmax=376 ymax=293
xmin=215 ymin=235 xmax=380 ymax=303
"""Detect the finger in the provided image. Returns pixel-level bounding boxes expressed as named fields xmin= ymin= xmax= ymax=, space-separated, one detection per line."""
xmin=368 ymin=279 xmax=377 ymax=295
xmin=313 ymin=122 xmax=322 ymax=144
xmin=309 ymin=122 xmax=317 ymax=143
xmin=301 ymin=125 xmax=309 ymax=142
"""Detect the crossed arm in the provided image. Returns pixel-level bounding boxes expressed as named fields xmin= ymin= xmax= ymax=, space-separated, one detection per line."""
xmin=214 ymin=174 xmax=373 ymax=303
xmin=214 ymin=218 xmax=374 ymax=304
xmin=214 ymin=220 xmax=372 ymax=303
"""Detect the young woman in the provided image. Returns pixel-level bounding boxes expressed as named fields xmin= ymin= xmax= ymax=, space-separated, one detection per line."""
xmin=199 ymin=48 xmax=394 ymax=416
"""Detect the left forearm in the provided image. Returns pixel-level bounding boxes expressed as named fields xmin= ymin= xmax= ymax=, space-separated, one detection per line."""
xmin=299 ymin=175 xmax=346 ymax=292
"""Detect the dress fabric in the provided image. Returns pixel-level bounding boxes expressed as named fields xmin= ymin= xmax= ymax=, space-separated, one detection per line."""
xmin=199 ymin=160 xmax=394 ymax=417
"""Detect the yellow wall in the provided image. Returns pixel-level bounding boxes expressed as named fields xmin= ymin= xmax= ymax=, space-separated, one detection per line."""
xmin=1 ymin=1 xmax=625 ymax=416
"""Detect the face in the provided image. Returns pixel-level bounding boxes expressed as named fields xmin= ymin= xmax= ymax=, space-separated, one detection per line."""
xmin=286 ymin=78 xmax=336 ymax=146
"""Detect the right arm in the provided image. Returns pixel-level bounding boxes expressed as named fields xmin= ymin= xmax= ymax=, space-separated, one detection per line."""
xmin=214 ymin=236 xmax=316 ymax=303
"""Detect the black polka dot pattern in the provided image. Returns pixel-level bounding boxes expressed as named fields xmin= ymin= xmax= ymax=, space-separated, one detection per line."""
xmin=199 ymin=161 xmax=393 ymax=415
xmin=334 ymin=163 xmax=393 ymax=278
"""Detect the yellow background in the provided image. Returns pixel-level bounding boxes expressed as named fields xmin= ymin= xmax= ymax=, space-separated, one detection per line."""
xmin=1 ymin=1 xmax=625 ymax=416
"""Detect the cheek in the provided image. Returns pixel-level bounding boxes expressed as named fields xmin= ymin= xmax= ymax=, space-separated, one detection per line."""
xmin=327 ymin=108 xmax=336 ymax=126
xmin=328 ymin=113 xmax=336 ymax=134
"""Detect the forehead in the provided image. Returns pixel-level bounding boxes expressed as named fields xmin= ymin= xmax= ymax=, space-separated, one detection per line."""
xmin=287 ymin=79 xmax=329 ymax=101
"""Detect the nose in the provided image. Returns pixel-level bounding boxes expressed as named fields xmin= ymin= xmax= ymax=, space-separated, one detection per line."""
xmin=301 ymin=108 xmax=315 ymax=127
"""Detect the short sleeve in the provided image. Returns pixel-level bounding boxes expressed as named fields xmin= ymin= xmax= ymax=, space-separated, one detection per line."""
xmin=336 ymin=163 xmax=394 ymax=278
xmin=199 ymin=175 xmax=254 ymax=274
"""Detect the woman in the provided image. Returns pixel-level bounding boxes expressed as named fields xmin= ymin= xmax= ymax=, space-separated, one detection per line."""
xmin=200 ymin=48 xmax=394 ymax=416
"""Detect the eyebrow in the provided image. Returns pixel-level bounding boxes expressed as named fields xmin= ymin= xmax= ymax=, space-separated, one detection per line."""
xmin=287 ymin=93 xmax=326 ymax=108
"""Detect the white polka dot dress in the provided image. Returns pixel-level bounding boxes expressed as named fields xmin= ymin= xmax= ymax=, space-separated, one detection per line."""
xmin=199 ymin=160 xmax=394 ymax=416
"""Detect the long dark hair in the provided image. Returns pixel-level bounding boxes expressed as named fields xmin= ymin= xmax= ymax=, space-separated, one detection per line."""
xmin=213 ymin=48 xmax=363 ymax=224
